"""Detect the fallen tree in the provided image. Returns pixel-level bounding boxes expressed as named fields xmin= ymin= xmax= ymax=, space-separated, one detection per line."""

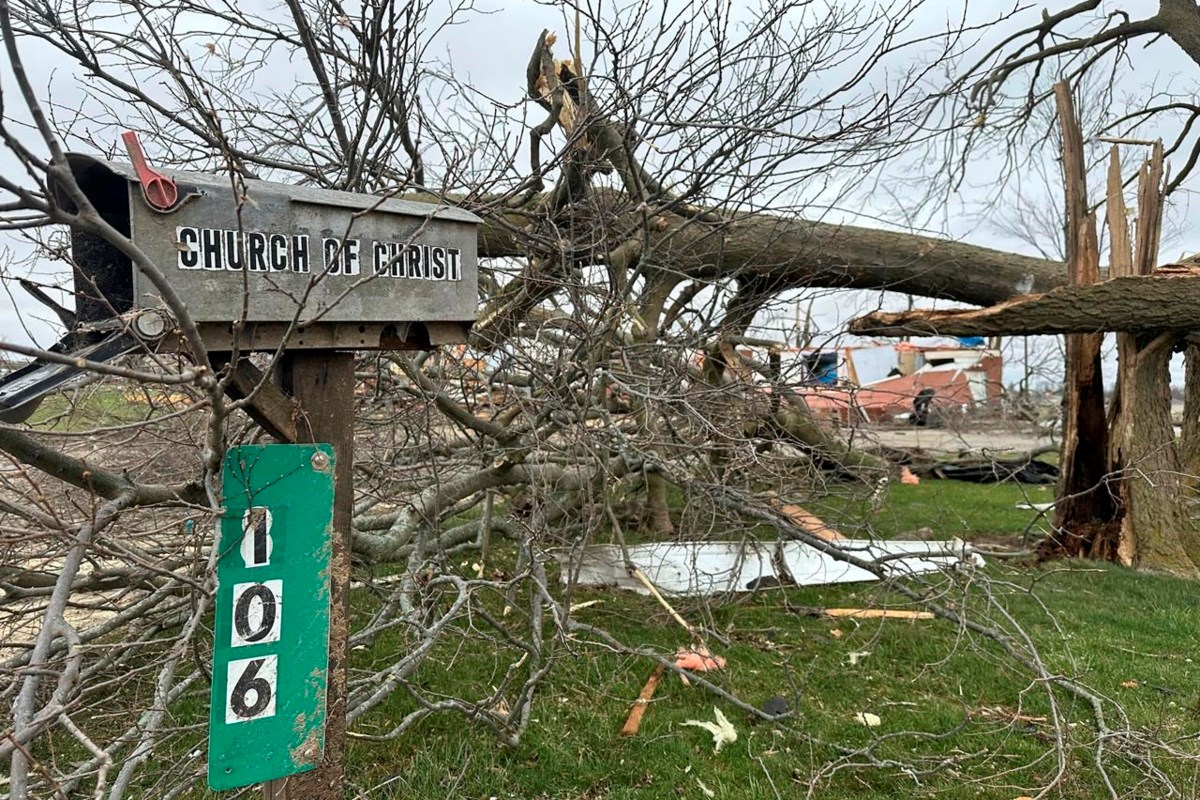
xmin=852 ymin=90 xmax=1200 ymax=577
xmin=6 ymin=2 xmax=1187 ymax=798
xmin=849 ymin=272 xmax=1200 ymax=337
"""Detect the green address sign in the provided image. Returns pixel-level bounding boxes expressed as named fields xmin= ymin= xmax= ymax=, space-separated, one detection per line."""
xmin=208 ymin=444 xmax=335 ymax=791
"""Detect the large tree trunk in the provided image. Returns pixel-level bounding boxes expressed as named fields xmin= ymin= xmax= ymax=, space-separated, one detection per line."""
xmin=1046 ymin=84 xmax=1116 ymax=558
xmin=853 ymin=121 xmax=1200 ymax=573
xmin=632 ymin=277 xmax=678 ymax=536
xmin=1106 ymin=145 xmax=1138 ymax=567
xmin=1181 ymin=342 xmax=1200 ymax=481
xmin=848 ymin=272 xmax=1200 ymax=336
xmin=1120 ymin=335 xmax=1200 ymax=575
xmin=469 ymin=198 xmax=1070 ymax=319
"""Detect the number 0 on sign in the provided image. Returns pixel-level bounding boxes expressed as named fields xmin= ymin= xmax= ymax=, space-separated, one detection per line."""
xmin=208 ymin=444 xmax=335 ymax=790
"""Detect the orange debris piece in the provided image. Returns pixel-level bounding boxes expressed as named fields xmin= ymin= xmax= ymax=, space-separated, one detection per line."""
xmin=674 ymin=646 xmax=727 ymax=672
xmin=776 ymin=503 xmax=845 ymax=541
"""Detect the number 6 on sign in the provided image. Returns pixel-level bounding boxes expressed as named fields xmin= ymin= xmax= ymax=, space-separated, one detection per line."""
xmin=226 ymin=654 xmax=278 ymax=724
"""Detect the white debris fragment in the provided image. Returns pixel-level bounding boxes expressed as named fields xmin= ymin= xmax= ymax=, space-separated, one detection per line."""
xmin=846 ymin=651 xmax=871 ymax=666
xmin=682 ymin=707 xmax=738 ymax=753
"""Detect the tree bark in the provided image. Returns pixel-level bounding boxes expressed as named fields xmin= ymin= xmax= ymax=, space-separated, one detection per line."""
xmin=1118 ymin=334 xmax=1200 ymax=576
xmin=1106 ymin=145 xmax=1137 ymax=567
xmin=1181 ymin=342 xmax=1200 ymax=481
xmin=1047 ymin=83 xmax=1115 ymax=559
xmin=1159 ymin=0 xmax=1200 ymax=69
xmin=848 ymin=273 xmax=1200 ymax=336
xmin=632 ymin=277 xmax=678 ymax=535
xmin=468 ymin=197 xmax=1070 ymax=316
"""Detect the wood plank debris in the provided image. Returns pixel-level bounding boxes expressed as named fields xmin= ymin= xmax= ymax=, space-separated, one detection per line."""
xmin=823 ymin=608 xmax=934 ymax=620
xmin=774 ymin=502 xmax=845 ymax=541
xmin=619 ymin=663 xmax=665 ymax=736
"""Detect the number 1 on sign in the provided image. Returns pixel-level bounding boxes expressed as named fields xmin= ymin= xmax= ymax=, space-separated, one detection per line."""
xmin=240 ymin=507 xmax=273 ymax=567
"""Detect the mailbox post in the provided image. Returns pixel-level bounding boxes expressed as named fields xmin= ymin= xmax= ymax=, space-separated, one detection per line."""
xmin=265 ymin=351 xmax=356 ymax=800
xmin=5 ymin=139 xmax=481 ymax=797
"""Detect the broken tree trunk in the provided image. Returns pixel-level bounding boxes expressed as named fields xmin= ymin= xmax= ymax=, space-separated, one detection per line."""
xmin=1046 ymin=82 xmax=1117 ymax=558
xmin=1106 ymin=145 xmax=1138 ymax=566
xmin=1105 ymin=143 xmax=1200 ymax=576
xmin=1182 ymin=342 xmax=1200 ymax=482
xmin=1115 ymin=332 xmax=1200 ymax=575
xmin=847 ymin=273 xmax=1200 ymax=336
xmin=850 ymin=115 xmax=1200 ymax=573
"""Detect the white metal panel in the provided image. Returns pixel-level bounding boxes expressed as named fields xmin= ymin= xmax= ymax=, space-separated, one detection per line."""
xmin=560 ymin=539 xmax=982 ymax=596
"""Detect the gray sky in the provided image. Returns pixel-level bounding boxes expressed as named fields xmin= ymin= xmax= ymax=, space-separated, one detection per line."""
xmin=0 ymin=0 xmax=1195 ymax=388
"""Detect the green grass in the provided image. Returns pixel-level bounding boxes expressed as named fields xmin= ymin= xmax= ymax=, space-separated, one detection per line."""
xmin=334 ymin=562 xmax=1200 ymax=800
xmin=25 ymin=386 xmax=164 ymax=429
xmin=67 ymin=481 xmax=1200 ymax=799
xmin=816 ymin=480 xmax=1054 ymax=540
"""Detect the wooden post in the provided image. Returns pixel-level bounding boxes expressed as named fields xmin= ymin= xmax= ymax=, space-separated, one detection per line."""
xmin=262 ymin=350 xmax=356 ymax=800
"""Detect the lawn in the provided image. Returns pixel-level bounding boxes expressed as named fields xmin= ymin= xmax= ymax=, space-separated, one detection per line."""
xmin=333 ymin=559 xmax=1199 ymax=800
xmin=25 ymin=385 xmax=189 ymax=430
xmin=815 ymin=478 xmax=1055 ymax=541
xmin=109 ymin=480 xmax=1200 ymax=799
xmin=327 ymin=479 xmax=1196 ymax=799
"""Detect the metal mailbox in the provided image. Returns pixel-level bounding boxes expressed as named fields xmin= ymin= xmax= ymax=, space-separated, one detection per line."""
xmin=64 ymin=152 xmax=480 ymax=350
xmin=0 ymin=149 xmax=480 ymax=420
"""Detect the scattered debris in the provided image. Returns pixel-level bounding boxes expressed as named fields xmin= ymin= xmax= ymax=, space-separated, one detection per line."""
xmin=1015 ymin=501 xmax=1055 ymax=512
xmin=744 ymin=575 xmax=787 ymax=590
xmin=773 ymin=502 xmax=844 ymax=541
xmin=917 ymin=458 xmax=1058 ymax=485
xmin=682 ymin=707 xmax=738 ymax=753
xmin=855 ymin=712 xmax=882 ymax=728
xmin=846 ymin=651 xmax=871 ymax=666
xmin=761 ymin=696 xmax=790 ymax=717
xmin=974 ymin=706 xmax=1048 ymax=725
xmin=899 ymin=466 xmax=920 ymax=485
xmin=824 ymin=608 xmax=935 ymax=620
xmin=620 ymin=663 xmax=666 ymax=736
xmin=560 ymin=540 xmax=982 ymax=596
xmin=632 ymin=567 xmax=701 ymax=638
xmin=829 ymin=628 xmax=844 ymax=639
xmin=569 ymin=599 xmax=603 ymax=613
xmin=695 ymin=778 xmax=716 ymax=798
xmin=675 ymin=646 xmax=727 ymax=673
xmin=675 ymin=646 xmax=727 ymax=685
xmin=1120 ymin=679 xmax=1140 ymax=689
xmin=794 ymin=341 xmax=1004 ymax=425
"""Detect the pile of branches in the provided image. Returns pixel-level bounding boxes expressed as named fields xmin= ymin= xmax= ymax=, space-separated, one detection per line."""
xmin=0 ymin=1 xmax=1196 ymax=797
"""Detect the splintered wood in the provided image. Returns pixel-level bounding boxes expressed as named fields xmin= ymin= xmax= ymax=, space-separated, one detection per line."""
xmin=1047 ymin=81 xmax=1115 ymax=555
xmin=848 ymin=81 xmax=1200 ymax=574
xmin=620 ymin=663 xmax=666 ymax=736
xmin=774 ymin=502 xmax=845 ymax=541
xmin=823 ymin=608 xmax=934 ymax=620
xmin=847 ymin=276 xmax=1200 ymax=336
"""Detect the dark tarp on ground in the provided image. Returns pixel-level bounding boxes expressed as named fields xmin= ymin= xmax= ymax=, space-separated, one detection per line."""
xmin=918 ymin=459 xmax=1059 ymax=484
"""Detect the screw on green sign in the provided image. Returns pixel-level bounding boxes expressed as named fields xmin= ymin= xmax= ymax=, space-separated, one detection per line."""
xmin=208 ymin=444 xmax=335 ymax=791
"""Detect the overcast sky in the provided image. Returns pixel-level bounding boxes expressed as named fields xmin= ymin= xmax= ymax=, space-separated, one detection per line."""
xmin=1 ymin=0 xmax=1196 ymax=388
